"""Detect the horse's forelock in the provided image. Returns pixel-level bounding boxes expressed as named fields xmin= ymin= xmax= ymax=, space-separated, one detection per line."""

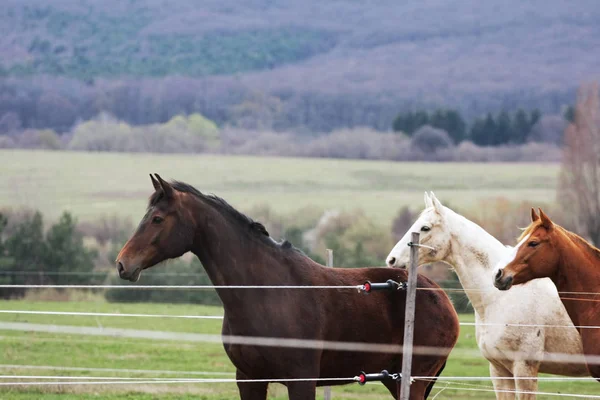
xmin=418 ymin=206 xmax=437 ymax=219
xmin=148 ymin=191 xmax=162 ymax=207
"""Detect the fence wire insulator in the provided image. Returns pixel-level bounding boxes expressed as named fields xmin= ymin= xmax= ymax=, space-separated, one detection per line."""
xmin=356 ymin=370 xmax=400 ymax=385
xmin=361 ymin=280 xmax=405 ymax=294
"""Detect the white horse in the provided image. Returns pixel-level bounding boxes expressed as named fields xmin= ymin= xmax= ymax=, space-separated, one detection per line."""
xmin=385 ymin=192 xmax=588 ymax=399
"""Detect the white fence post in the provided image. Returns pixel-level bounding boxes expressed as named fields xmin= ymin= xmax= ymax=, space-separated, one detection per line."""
xmin=323 ymin=248 xmax=333 ymax=400
xmin=400 ymin=232 xmax=419 ymax=400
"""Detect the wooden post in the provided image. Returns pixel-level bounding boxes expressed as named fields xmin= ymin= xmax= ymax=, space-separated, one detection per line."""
xmin=323 ymin=249 xmax=333 ymax=400
xmin=400 ymin=232 xmax=419 ymax=400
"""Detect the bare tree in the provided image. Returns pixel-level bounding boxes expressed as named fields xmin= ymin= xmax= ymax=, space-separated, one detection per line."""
xmin=558 ymin=82 xmax=600 ymax=244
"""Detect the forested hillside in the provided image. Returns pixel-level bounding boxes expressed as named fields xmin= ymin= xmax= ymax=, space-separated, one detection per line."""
xmin=1 ymin=0 xmax=599 ymax=132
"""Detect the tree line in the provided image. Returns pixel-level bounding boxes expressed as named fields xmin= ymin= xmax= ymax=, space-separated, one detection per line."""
xmin=0 ymin=209 xmax=222 ymax=304
xmin=0 ymin=211 xmax=97 ymax=298
xmin=392 ymin=108 xmax=558 ymax=146
xmin=0 ymin=76 xmax=576 ymax=137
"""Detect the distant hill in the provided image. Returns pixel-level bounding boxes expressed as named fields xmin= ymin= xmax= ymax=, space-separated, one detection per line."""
xmin=1 ymin=0 xmax=599 ymax=132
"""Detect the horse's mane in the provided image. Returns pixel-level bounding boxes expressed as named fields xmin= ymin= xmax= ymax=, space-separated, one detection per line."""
xmin=518 ymin=219 xmax=600 ymax=261
xmin=517 ymin=220 xmax=543 ymax=242
xmin=562 ymin=227 xmax=600 ymax=261
xmin=150 ymin=181 xmax=301 ymax=253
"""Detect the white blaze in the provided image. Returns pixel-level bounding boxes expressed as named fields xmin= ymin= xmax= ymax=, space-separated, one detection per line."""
xmin=494 ymin=233 xmax=530 ymax=274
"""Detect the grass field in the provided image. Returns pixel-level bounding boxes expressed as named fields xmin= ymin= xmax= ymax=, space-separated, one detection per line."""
xmin=0 ymin=299 xmax=598 ymax=399
xmin=0 ymin=150 xmax=559 ymax=226
xmin=0 ymin=150 xmax=575 ymax=398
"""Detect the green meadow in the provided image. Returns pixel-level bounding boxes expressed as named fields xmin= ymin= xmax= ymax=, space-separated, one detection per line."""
xmin=0 ymin=150 xmax=578 ymax=398
xmin=0 ymin=299 xmax=597 ymax=399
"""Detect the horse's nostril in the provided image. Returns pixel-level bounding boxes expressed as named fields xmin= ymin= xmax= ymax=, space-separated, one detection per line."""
xmin=495 ymin=269 xmax=503 ymax=280
xmin=117 ymin=261 xmax=125 ymax=275
xmin=388 ymin=257 xmax=396 ymax=267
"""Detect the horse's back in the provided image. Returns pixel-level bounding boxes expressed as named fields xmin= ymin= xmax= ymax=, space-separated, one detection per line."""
xmin=325 ymin=266 xmax=459 ymax=345
xmin=313 ymin=265 xmax=459 ymax=388
xmin=331 ymin=266 xmax=456 ymax=308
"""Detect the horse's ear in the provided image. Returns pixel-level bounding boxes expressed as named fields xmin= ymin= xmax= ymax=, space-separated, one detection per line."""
xmin=424 ymin=192 xmax=433 ymax=208
xmin=531 ymin=208 xmax=540 ymax=222
xmin=154 ymin=174 xmax=174 ymax=198
xmin=150 ymin=174 xmax=161 ymax=191
xmin=538 ymin=208 xmax=554 ymax=230
xmin=430 ymin=192 xmax=444 ymax=213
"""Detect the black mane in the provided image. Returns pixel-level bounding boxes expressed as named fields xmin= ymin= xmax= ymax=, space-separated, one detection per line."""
xmin=151 ymin=181 xmax=298 ymax=252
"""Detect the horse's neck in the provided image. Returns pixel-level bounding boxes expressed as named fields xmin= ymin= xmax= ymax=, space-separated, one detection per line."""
xmin=189 ymin=205 xmax=298 ymax=307
xmin=444 ymin=213 xmax=507 ymax=317
xmin=555 ymin=232 xmax=600 ymax=326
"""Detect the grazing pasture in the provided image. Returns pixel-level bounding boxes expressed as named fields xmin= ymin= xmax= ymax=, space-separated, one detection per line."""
xmin=0 ymin=299 xmax=598 ymax=399
xmin=1 ymin=149 xmax=584 ymax=398
xmin=0 ymin=150 xmax=557 ymax=225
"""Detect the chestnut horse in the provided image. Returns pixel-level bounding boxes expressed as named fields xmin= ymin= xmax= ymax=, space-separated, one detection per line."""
xmin=494 ymin=209 xmax=600 ymax=381
xmin=116 ymin=174 xmax=460 ymax=400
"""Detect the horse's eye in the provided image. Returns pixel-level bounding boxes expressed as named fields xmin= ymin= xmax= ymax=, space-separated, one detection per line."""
xmin=528 ymin=241 xmax=539 ymax=248
xmin=421 ymin=226 xmax=431 ymax=232
xmin=152 ymin=216 xmax=164 ymax=224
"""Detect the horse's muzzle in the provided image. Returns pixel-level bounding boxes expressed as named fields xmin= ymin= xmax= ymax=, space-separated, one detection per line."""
xmin=386 ymin=256 xmax=406 ymax=269
xmin=493 ymin=269 xmax=513 ymax=291
xmin=116 ymin=260 xmax=141 ymax=282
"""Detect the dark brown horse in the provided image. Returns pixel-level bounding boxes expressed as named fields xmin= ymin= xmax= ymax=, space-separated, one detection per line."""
xmin=116 ymin=174 xmax=460 ymax=399
xmin=494 ymin=208 xmax=600 ymax=381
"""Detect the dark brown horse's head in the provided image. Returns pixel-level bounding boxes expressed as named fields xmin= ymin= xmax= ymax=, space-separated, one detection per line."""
xmin=493 ymin=208 xmax=560 ymax=290
xmin=116 ymin=174 xmax=195 ymax=281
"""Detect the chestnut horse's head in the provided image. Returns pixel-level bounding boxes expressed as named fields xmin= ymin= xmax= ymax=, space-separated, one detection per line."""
xmin=493 ymin=208 xmax=560 ymax=290
xmin=115 ymin=174 xmax=195 ymax=282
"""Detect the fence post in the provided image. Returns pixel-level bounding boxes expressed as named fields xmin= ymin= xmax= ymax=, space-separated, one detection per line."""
xmin=400 ymin=232 xmax=419 ymax=400
xmin=323 ymin=248 xmax=333 ymax=400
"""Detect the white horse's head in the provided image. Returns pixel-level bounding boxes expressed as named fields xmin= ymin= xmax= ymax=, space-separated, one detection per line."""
xmin=386 ymin=192 xmax=451 ymax=268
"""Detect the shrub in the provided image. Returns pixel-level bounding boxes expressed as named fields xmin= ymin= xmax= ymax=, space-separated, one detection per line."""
xmin=0 ymin=135 xmax=16 ymax=148
xmin=391 ymin=206 xmax=418 ymax=242
xmin=67 ymin=113 xmax=132 ymax=151
xmin=302 ymin=128 xmax=411 ymax=160
xmin=528 ymin=115 xmax=568 ymax=145
xmin=77 ymin=214 xmax=134 ymax=246
xmin=67 ymin=112 xmax=216 ymax=153
xmin=302 ymin=209 xmax=392 ymax=268
xmin=410 ymin=125 xmax=454 ymax=153
xmin=0 ymin=210 xmax=98 ymax=298
xmin=14 ymin=129 xmax=62 ymax=150
xmin=44 ymin=212 xmax=99 ymax=280
xmin=462 ymin=198 xmax=544 ymax=245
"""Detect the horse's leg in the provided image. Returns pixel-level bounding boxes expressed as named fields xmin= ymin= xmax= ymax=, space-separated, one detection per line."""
xmin=489 ymin=362 xmax=516 ymax=400
xmin=586 ymin=364 xmax=600 ymax=382
xmin=512 ymin=360 xmax=540 ymax=400
xmin=396 ymin=380 xmax=428 ymax=400
xmin=382 ymin=381 xmax=398 ymax=399
xmin=424 ymin=360 xmax=446 ymax=398
xmin=236 ymin=369 xmax=268 ymax=400
xmin=406 ymin=356 xmax=448 ymax=399
xmin=286 ymin=381 xmax=316 ymax=400
xmin=581 ymin=332 xmax=600 ymax=381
